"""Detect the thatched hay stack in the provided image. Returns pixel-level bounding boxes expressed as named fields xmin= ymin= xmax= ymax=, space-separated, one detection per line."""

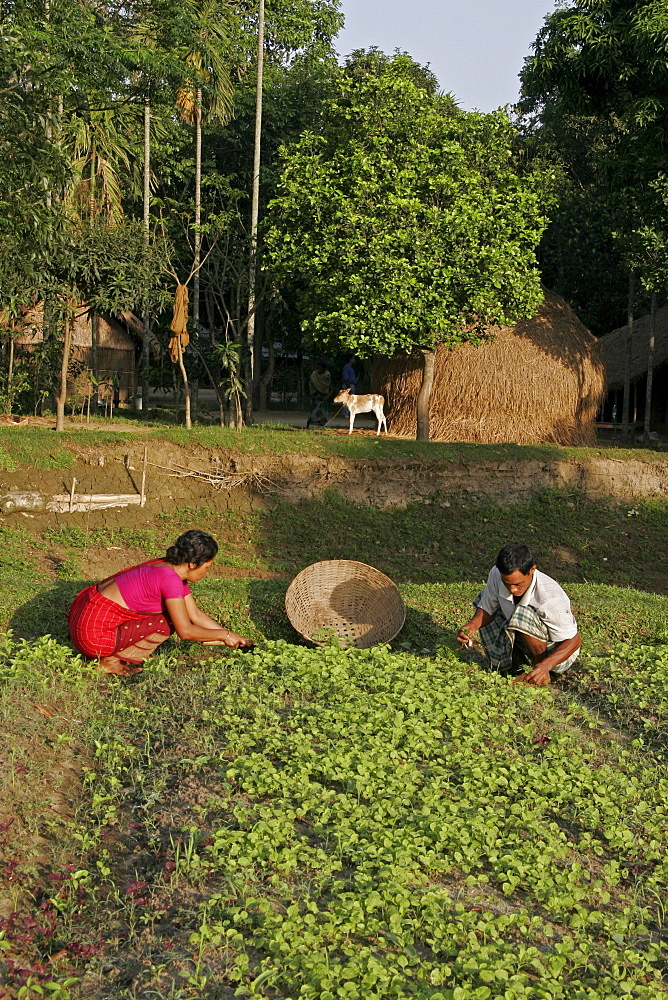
xmin=372 ymin=290 xmax=606 ymax=445
xmin=599 ymin=305 xmax=668 ymax=389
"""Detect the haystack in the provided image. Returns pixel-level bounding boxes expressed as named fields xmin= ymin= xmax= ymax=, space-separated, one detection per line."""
xmin=599 ymin=305 xmax=668 ymax=389
xmin=372 ymin=290 xmax=606 ymax=445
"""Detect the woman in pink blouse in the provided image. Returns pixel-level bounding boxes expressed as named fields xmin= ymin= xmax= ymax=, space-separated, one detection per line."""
xmin=68 ymin=529 xmax=253 ymax=676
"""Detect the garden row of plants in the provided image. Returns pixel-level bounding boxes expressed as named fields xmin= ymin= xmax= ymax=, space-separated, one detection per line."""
xmin=1 ymin=633 xmax=667 ymax=998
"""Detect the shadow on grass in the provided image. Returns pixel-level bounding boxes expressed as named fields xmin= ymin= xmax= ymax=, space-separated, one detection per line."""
xmin=247 ymin=578 xmax=454 ymax=651
xmin=248 ymin=578 xmax=297 ymax=642
xmin=9 ymin=579 xmax=86 ymax=643
xmin=257 ymin=488 xmax=668 ymax=595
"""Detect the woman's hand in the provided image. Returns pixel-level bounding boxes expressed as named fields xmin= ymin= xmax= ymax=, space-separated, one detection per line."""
xmin=222 ymin=629 xmax=254 ymax=648
xmin=203 ymin=629 xmax=254 ymax=649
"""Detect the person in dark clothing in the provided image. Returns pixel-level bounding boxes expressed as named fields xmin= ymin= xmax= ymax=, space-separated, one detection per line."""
xmin=341 ymin=356 xmax=357 ymax=392
xmin=340 ymin=356 xmax=357 ymax=417
xmin=306 ymin=361 xmax=332 ymax=428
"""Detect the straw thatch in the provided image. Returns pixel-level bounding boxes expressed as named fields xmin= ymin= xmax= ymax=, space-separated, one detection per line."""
xmin=372 ymin=289 xmax=606 ymax=445
xmin=599 ymin=306 xmax=668 ymax=390
xmin=7 ymin=303 xmax=154 ymax=404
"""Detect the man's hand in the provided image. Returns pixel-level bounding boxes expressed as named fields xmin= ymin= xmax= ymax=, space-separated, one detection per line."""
xmin=514 ymin=664 xmax=551 ymax=686
xmin=456 ymin=627 xmax=475 ymax=649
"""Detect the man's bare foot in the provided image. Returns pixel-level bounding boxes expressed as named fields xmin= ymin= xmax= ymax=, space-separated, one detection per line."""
xmin=99 ymin=656 xmax=143 ymax=676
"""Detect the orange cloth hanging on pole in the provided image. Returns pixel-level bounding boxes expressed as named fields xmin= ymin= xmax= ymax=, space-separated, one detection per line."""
xmin=168 ymin=283 xmax=190 ymax=363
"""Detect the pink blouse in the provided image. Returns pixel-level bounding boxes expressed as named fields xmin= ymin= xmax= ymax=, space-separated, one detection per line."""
xmin=115 ymin=562 xmax=191 ymax=614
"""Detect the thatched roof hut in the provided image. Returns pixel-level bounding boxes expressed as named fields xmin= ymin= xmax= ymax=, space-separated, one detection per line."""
xmin=10 ymin=304 xmax=151 ymax=404
xmin=372 ymin=289 xmax=606 ymax=445
xmin=598 ymin=306 xmax=668 ymax=390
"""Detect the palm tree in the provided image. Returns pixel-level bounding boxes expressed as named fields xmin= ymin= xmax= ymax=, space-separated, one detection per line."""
xmin=245 ymin=0 xmax=265 ymax=422
xmin=177 ymin=0 xmax=236 ymax=335
xmin=62 ymin=109 xmax=135 ymax=224
xmin=53 ymin=109 xmax=135 ymax=429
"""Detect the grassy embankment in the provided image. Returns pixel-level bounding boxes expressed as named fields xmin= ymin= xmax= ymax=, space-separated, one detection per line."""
xmin=1 ymin=428 xmax=668 ymax=998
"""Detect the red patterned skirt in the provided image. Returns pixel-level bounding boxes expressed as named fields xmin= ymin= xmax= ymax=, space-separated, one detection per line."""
xmin=68 ymin=586 xmax=172 ymax=663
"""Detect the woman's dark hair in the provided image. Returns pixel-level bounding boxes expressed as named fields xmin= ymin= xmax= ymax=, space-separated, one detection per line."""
xmin=495 ymin=542 xmax=534 ymax=576
xmin=165 ymin=530 xmax=218 ymax=566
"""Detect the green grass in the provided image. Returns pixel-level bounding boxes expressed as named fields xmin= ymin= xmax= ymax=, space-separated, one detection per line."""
xmin=0 ymin=429 xmax=78 ymax=470
xmin=43 ymin=524 xmax=163 ymax=551
xmin=259 ymin=488 xmax=668 ymax=592
xmin=1 ymin=423 xmax=667 ymax=470
xmin=3 ymin=460 xmax=668 ymax=998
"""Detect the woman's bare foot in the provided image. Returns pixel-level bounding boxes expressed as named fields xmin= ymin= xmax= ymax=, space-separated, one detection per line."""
xmin=99 ymin=656 xmax=143 ymax=676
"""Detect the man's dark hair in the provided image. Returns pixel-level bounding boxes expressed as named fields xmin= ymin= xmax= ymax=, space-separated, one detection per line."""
xmin=495 ymin=542 xmax=534 ymax=576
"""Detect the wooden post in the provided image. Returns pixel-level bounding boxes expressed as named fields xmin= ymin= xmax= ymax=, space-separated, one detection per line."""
xmin=621 ymin=271 xmax=635 ymax=444
xmin=7 ymin=336 xmax=14 ymax=415
xmin=140 ymin=445 xmax=148 ymax=507
xmin=69 ymin=478 xmax=77 ymax=513
xmin=56 ymin=313 xmax=72 ymax=433
xmin=416 ymin=347 xmax=436 ymax=442
xmin=644 ymin=291 xmax=657 ymax=447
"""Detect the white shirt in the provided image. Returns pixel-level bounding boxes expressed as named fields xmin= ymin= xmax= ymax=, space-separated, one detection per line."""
xmin=477 ymin=566 xmax=578 ymax=643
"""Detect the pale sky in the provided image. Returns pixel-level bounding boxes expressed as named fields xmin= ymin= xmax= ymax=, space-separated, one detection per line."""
xmin=336 ymin=0 xmax=559 ymax=112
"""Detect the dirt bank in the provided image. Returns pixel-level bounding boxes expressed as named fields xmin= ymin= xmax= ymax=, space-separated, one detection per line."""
xmin=230 ymin=450 xmax=668 ymax=505
xmin=2 ymin=441 xmax=668 ymax=518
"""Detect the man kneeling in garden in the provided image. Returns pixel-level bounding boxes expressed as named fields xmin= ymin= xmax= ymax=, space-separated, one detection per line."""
xmin=456 ymin=542 xmax=581 ymax=686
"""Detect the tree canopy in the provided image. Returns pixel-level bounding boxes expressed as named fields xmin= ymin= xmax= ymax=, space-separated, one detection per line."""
xmin=266 ymin=56 xmax=545 ymax=359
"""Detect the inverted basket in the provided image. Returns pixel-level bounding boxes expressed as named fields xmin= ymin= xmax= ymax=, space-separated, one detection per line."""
xmin=285 ymin=559 xmax=406 ymax=649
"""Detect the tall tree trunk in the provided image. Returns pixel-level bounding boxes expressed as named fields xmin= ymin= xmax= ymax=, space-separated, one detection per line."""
xmin=89 ymin=151 xmax=96 ymax=221
xmin=177 ymin=339 xmax=192 ymax=430
xmin=416 ymin=347 xmax=436 ymax=442
xmin=140 ymin=97 xmax=151 ymax=413
xmin=257 ymin=326 xmax=274 ymax=412
xmin=190 ymin=90 xmax=203 ymax=427
xmin=245 ymin=0 xmax=265 ymax=423
xmin=91 ymin=311 xmax=98 ymax=381
xmin=644 ymin=291 xmax=657 ymax=447
xmin=193 ymin=88 xmax=202 ymax=333
xmin=253 ymin=300 xmax=264 ymax=408
xmin=56 ymin=313 xmax=72 ymax=433
xmin=296 ymin=347 xmax=305 ymax=409
xmin=6 ymin=335 xmax=14 ymax=415
xmin=621 ymin=271 xmax=635 ymax=445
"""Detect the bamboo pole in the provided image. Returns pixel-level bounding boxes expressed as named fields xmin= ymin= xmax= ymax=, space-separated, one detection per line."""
xmin=69 ymin=478 xmax=77 ymax=513
xmin=56 ymin=313 xmax=72 ymax=432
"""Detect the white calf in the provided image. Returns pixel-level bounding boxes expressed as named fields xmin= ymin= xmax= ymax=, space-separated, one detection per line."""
xmin=333 ymin=388 xmax=388 ymax=436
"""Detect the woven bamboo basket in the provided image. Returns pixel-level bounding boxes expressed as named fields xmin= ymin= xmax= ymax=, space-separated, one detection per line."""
xmin=285 ymin=560 xmax=406 ymax=649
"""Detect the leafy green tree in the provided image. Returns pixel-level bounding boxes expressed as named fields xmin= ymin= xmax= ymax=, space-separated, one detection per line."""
xmin=177 ymin=0 xmax=236 ymax=330
xmin=520 ymin=0 xmax=668 ymax=441
xmin=48 ymin=220 xmax=170 ymax=430
xmin=266 ymin=56 xmax=546 ymax=440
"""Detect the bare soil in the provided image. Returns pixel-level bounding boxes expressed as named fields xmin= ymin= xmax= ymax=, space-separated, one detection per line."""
xmin=3 ymin=437 xmax=668 ymax=517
